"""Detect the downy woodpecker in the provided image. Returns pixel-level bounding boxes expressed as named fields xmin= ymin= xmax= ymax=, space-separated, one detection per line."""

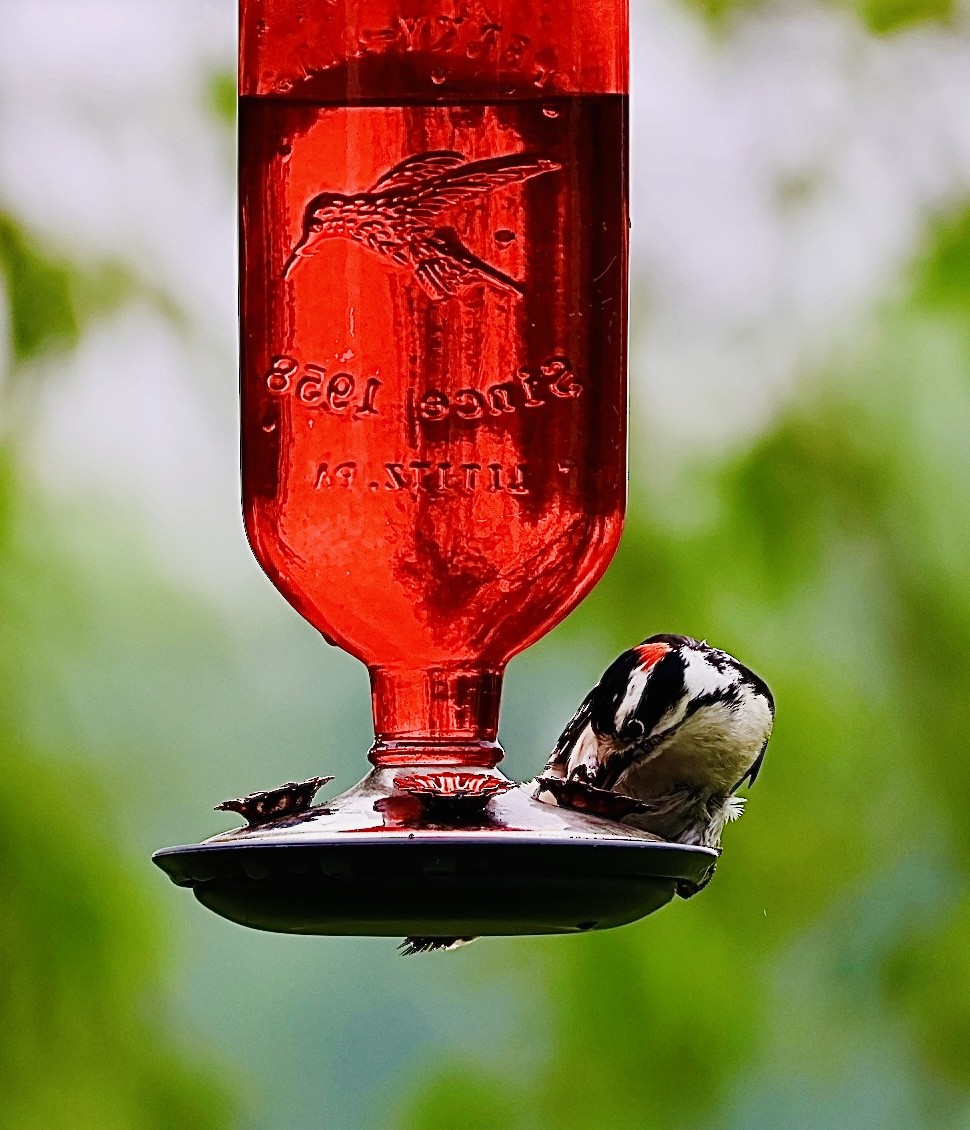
xmin=538 ymin=633 xmax=774 ymax=850
xmin=400 ymin=634 xmax=773 ymax=954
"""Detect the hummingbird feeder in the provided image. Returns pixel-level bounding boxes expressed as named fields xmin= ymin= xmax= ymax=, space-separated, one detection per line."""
xmin=153 ymin=0 xmax=717 ymax=938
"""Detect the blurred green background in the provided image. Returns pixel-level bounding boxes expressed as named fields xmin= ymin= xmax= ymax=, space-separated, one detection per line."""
xmin=2 ymin=0 xmax=970 ymax=1127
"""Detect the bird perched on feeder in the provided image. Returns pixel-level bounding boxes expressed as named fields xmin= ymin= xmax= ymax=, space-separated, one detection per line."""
xmin=399 ymin=634 xmax=774 ymax=955
xmin=536 ymin=633 xmax=774 ymax=853
xmin=283 ymin=149 xmax=560 ymax=300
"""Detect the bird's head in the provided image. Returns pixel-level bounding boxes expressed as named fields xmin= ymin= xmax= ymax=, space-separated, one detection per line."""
xmin=589 ymin=636 xmax=684 ymax=745
xmin=283 ymin=193 xmax=346 ymax=276
xmin=584 ymin=634 xmax=774 ymax=791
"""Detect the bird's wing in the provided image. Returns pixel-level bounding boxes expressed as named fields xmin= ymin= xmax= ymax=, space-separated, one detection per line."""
xmin=411 ymin=154 xmax=560 ymax=219
xmin=411 ymin=229 xmax=523 ymax=300
xmin=733 ymin=738 xmax=768 ymax=791
xmin=543 ymin=687 xmax=597 ymax=776
xmin=369 ymin=151 xmax=467 ymax=192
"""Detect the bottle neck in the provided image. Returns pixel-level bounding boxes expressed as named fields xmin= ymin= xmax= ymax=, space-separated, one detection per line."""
xmin=368 ymin=666 xmax=504 ymax=768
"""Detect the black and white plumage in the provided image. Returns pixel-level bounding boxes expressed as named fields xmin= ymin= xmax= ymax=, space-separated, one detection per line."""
xmin=399 ymin=634 xmax=773 ymax=954
xmin=538 ymin=634 xmax=774 ymax=850
xmin=398 ymin=936 xmax=474 ymax=956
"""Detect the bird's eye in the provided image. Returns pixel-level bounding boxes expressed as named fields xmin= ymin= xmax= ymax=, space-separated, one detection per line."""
xmin=621 ymin=718 xmax=645 ymax=742
xmin=309 ymin=218 xmax=323 ymax=232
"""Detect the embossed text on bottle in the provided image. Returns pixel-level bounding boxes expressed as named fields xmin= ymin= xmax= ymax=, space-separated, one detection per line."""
xmin=240 ymin=97 xmax=628 ymax=668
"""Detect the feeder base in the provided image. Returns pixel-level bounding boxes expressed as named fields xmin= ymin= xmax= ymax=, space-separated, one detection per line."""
xmin=153 ymin=769 xmax=717 ymax=937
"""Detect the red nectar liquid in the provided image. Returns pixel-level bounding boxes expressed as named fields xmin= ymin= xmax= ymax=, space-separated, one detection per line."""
xmin=239 ymin=2 xmax=629 ymax=765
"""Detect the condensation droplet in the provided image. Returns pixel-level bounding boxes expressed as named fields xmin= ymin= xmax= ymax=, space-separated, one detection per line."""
xmin=494 ymin=229 xmax=516 ymax=246
xmin=430 ymin=67 xmax=447 ymax=85
xmin=278 ymin=144 xmax=292 ymax=157
xmin=369 ymin=482 xmax=379 ymax=492
xmin=542 ymin=107 xmax=559 ymax=118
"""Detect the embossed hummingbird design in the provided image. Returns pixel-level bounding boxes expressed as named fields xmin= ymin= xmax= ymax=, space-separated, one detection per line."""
xmin=283 ymin=150 xmax=560 ymax=300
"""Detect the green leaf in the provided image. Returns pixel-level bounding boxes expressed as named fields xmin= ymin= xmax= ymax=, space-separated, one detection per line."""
xmin=0 ymin=213 xmax=185 ymax=374
xmin=915 ymin=204 xmax=970 ymax=313
xmin=207 ymin=70 xmax=237 ymax=126
xmin=677 ymin=0 xmax=954 ymax=33
xmin=0 ymin=212 xmax=80 ymax=364
xmin=856 ymin=0 xmax=953 ymax=34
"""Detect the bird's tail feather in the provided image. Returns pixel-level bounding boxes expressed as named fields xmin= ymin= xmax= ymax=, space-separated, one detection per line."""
xmin=724 ymin=795 xmax=746 ymax=822
xmin=399 ymin=936 xmax=476 ymax=956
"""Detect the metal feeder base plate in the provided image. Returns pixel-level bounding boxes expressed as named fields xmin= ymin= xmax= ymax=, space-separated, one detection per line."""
xmin=153 ymin=770 xmax=717 ymax=937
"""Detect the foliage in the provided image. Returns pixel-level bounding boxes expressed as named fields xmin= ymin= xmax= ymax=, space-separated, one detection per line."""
xmin=685 ymin=0 xmax=954 ymax=34
xmin=856 ymin=0 xmax=954 ymax=34
xmin=0 ymin=213 xmax=233 ymax=1125
xmin=208 ymin=71 xmax=238 ymax=126
xmin=0 ymin=212 xmax=185 ymax=385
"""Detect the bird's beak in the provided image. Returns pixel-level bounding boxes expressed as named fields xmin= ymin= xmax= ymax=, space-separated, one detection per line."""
xmin=282 ymin=239 xmax=308 ymax=278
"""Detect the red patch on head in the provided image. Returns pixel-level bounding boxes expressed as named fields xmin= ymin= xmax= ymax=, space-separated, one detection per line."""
xmin=634 ymin=642 xmax=670 ymax=670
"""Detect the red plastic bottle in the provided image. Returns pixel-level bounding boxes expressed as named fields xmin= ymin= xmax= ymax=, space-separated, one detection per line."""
xmin=239 ymin=0 xmax=629 ymax=768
